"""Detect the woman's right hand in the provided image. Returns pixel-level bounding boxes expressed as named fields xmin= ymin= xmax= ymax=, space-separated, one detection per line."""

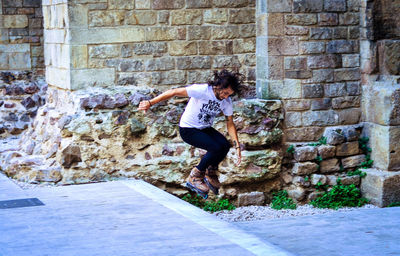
xmin=138 ymin=100 xmax=152 ymax=112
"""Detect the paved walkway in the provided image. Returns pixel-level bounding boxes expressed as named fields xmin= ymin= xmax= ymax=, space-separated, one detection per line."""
xmin=0 ymin=173 xmax=289 ymax=256
xmin=1 ymin=172 xmax=399 ymax=256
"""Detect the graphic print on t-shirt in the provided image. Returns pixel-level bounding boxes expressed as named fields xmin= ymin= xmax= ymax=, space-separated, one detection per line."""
xmin=198 ymin=100 xmax=221 ymax=126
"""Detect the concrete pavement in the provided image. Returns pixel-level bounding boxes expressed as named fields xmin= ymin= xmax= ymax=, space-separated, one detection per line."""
xmin=0 ymin=173 xmax=290 ymax=256
xmin=1 ymin=172 xmax=399 ymax=256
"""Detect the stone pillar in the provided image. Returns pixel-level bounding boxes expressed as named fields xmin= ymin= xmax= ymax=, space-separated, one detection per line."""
xmin=43 ymin=0 xmax=118 ymax=90
xmin=359 ymin=0 xmax=400 ymax=206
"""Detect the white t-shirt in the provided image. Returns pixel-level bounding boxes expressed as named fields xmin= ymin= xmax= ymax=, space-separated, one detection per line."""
xmin=179 ymin=83 xmax=233 ymax=129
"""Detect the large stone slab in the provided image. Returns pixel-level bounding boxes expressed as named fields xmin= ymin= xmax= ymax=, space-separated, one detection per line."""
xmin=363 ymin=123 xmax=400 ymax=172
xmin=361 ymin=168 xmax=400 ymax=207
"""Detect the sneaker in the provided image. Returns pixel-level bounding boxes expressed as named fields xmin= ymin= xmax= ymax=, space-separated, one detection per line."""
xmin=186 ymin=167 xmax=209 ymax=199
xmin=204 ymin=165 xmax=220 ymax=195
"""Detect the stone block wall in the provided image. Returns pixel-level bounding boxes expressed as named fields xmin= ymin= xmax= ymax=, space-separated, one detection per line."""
xmin=282 ymin=125 xmax=367 ymax=202
xmin=0 ymin=85 xmax=284 ymax=204
xmin=257 ymin=0 xmax=361 ymax=142
xmin=0 ymin=0 xmax=44 ymax=70
xmin=0 ymin=71 xmax=47 ymax=138
xmin=43 ymin=0 xmax=256 ymax=91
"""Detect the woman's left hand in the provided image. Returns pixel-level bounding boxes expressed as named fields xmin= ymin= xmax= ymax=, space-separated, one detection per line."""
xmin=236 ymin=147 xmax=242 ymax=166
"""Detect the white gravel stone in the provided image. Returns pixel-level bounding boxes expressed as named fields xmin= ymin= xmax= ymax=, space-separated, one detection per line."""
xmin=214 ymin=204 xmax=378 ymax=222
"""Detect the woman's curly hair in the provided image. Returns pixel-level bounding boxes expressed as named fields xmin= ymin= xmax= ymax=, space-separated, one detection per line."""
xmin=208 ymin=69 xmax=243 ymax=95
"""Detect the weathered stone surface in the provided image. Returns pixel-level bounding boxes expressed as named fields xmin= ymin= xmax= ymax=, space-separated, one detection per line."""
xmin=285 ymin=14 xmax=317 ymax=25
xmin=170 ymin=42 xmax=197 ymax=56
xmin=267 ymin=0 xmax=292 ymax=12
xmin=212 ymin=56 xmax=241 ymax=68
xmin=214 ymin=0 xmax=248 ymax=7
xmin=337 ymin=108 xmax=361 ymax=125
xmin=229 ymin=9 xmax=255 ymax=24
xmin=198 ymin=41 xmax=226 ymax=55
xmin=293 ymin=176 xmax=311 ymax=187
xmin=310 ymin=28 xmax=332 ymax=40
xmin=286 ymin=127 xmax=324 ymax=142
xmin=267 ymin=13 xmax=284 ymax=36
xmin=287 ymin=186 xmax=306 ymax=201
xmin=237 ymin=192 xmax=265 ymax=206
xmin=204 ymin=9 xmax=228 ymax=24
xmin=324 ymin=0 xmax=346 ymax=11
xmin=308 ymin=69 xmax=334 ymax=83
xmin=294 ymin=146 xmax=318 ymax=162
xmin=145 ymin=57 xmax=175 ymax=71
xmin=308 ymin=54 xmax=341 ymax=69
xmin=324 ymin=83 xmax=346 ymax=97
xmin=188 ymin=26 xmax=211 ymax=40
xmin=323 ymin=127 xmax=346 ymax=145
xmin=292 ymin=162 xmax=318 ymax=175
xmin=340 ymin=175 xmax=360 ymax=185
xmin=336 ymin=141 xmax=359 ymax=156
xmin=378 ymin=40 xmax=400 ymax=75
xmin=311 ymin=174 xmax=327 ymax=185
xmin=285 ymin=25 xmax=309 ymax=35
xmin=176 ymin=56 xmax=211 ymax=69
xmin=300 ymin=41 xmax=325 ymax=54
xmin=152 ymin=0 xmax=185 ymax=9
xmin=133 ymin=42 xmax=167 ymax=55
xmin=311 ymin=98 xmax=331 ymax=110
xmin=361 ymin=169 xmax=400 ymax=207
xmin=318 ymin=145 xmax=336 ymax=159
xmin=171 ymin=10 xmax=203 ymax=25
xmin=89 ymin=45 xmax=120 ymax=59
xmin=342 ymin=54 xmax=360 ymax=68
xmin=89 ymin=10 xmax=125 ymax=27
xmin=318 ymin=13 xmax=338 ymax=26
xmin=293 ymin=0 xmax=323 ymax=12
xmin=303 ymin=84 xmax=324 ymax=98
xmin=327 ymin=40 xmax=357 ymax=54
xmin=363 ymin=124 xmax=400 ymax=171
xmin=186 ymin=0 xmax=212 ymax=8
xmin=332 ymin=96 xmax=360 ymax=109
xmin=152 ymin=71 xmax=186 ymax=85
xmin=320 ymin=158 xmax=340 ymax=173
xmin=302 ymin=110 xmax=337 ymax=126
xmin=342 ymin=154 xmax=366 ymax=169
xmin=285 ymin=57 xmax=307 ymax=70
xmin=285 ymin=112 xmax=302 ymax=127
xmin=3 ymin=15 xmax=28 ymax=28
xmin=284 ymin=99 xmax=311 ymax=111
xmin=125 ymin=11 xmax=157 ymax=25
xmin=61 ymin=144 xmax=82 ymax=168
xmin=211 ymin=26 xmax=240 ymax=40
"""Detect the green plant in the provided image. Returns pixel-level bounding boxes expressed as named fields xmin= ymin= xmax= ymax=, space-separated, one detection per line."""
xmin=203 ymin=199 xmax=236 ymax=213
xmin=387 ymin=202 xmax=400 ymax=207
xmin=310 ymin=180 xmax=369 ymax=209
xmin=286 ymin=145 xmax=295 ymax=154
xmin=304 ymin=176 xmax=310 ymax=182
xmin=308 ymin=136 xmax=327 ymax=146
xmin=182 ymin=194 xmax=204 ymax=208
xmin=358 ymin=137 xmax=373 ymax=169
xmin=270 ymin=190 xmax=297 ymax=210
xmin=182 ymin=194 xmax=236 ymax=213
xmin=347 ymin=169 xmax=367 ymax=178
xmin=315 ymin=181 xmax=329 ymax=191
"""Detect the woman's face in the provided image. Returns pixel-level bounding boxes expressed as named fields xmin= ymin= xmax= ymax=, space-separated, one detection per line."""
xmin=214 ymin=86 xmax=234 ymax=100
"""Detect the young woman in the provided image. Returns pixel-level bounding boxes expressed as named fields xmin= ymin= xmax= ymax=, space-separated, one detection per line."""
xmin=138 ymin=70 xmax=242 ymax=199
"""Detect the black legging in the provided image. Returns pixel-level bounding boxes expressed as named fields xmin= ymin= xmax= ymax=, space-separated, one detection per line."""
xmin=179 ymin=127 xmax=231 ymax=172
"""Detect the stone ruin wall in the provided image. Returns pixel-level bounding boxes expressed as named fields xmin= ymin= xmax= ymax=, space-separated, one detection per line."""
xmin=0 ymin=0 xmax=399 ymax=206
xmin=0 ymin=0 xmax=45 ymax=138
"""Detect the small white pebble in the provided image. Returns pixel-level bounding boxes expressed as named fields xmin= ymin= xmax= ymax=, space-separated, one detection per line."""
xmin=214 ymin=204 xmax=378 ymax=222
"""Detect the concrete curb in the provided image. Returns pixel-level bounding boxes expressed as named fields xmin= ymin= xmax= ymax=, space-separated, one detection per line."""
xmin=123 ymin=179 xmax=296 ymax=256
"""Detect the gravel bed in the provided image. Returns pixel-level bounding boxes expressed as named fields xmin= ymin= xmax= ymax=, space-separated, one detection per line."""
xmin=214 ymin=204 xmax=378 ymax=222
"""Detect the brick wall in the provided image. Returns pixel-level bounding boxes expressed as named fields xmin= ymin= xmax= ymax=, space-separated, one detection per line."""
xmin=0 ymin=0 xmax=44 ymax=70
xmin=44 ymin=0 xmax=256 ymax=91
xmin=257 ymin=0 xmax=361 ymax=142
